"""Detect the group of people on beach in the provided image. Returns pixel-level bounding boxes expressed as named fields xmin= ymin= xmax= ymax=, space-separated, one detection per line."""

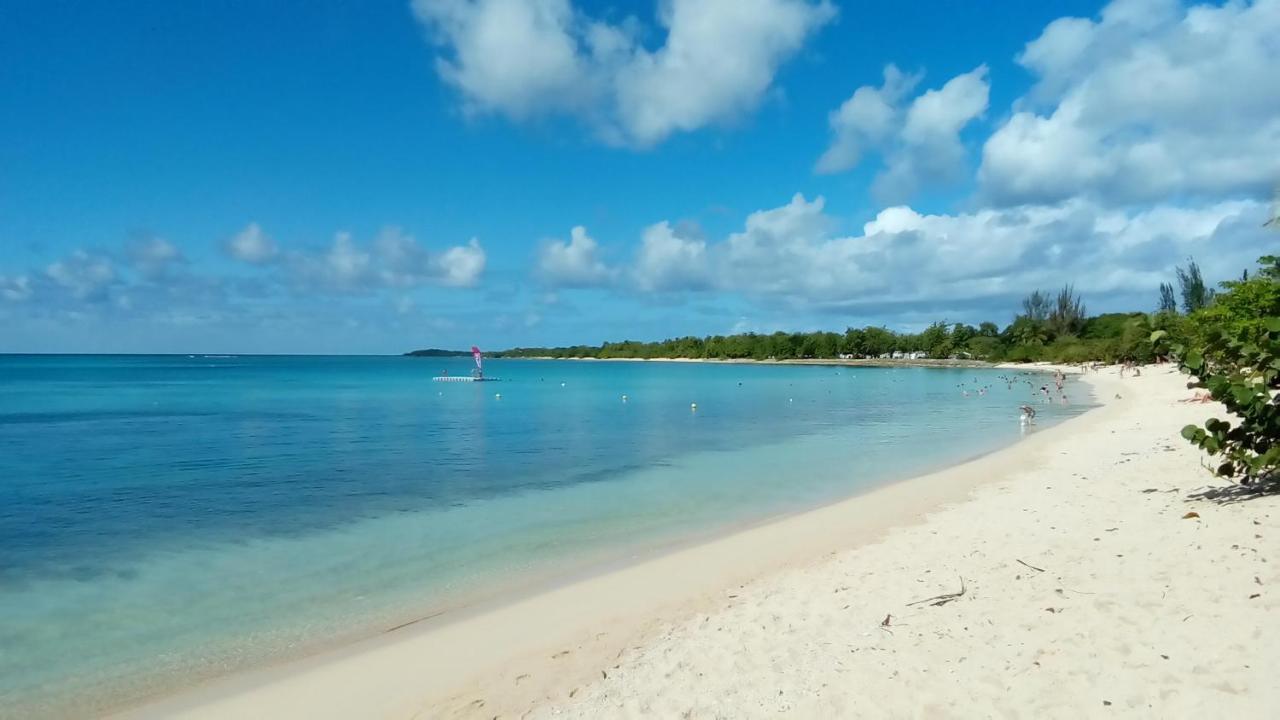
xmin=1119 ymin=360 xmax=1143 ymax=377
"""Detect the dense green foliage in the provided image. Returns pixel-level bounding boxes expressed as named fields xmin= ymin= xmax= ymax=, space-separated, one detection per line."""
xmin=415 ymin=256 xmax=1276 ymax=375
xmin=492 ymin=283 xmax=1178 ymax=364
xmin=1162 ymin=255 xmax=1280 ymax=486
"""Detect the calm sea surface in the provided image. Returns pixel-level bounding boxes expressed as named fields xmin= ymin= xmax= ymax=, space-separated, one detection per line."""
xmin=0 ymin=355 xmax=1089 ymax=717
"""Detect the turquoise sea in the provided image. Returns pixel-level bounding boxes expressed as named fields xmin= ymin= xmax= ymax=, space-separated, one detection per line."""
xmin=0 ymin=355 xmax=1089 ymax=717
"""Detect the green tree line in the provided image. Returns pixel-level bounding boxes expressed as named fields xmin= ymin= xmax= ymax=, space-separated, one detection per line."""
xmin=492 ymin=256 xmax=1275 ymax=365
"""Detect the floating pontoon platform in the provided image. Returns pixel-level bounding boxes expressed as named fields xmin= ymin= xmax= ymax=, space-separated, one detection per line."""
xmin=432 ymin=376 xmax=500 ymax=382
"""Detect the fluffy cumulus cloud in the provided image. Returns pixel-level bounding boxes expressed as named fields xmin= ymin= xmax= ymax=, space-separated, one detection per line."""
xmin=536 ymin=225 xmax=614 ymax=287
xmin=632 ymin=221 xmax=711 ymax=291
xmin=814 ymin=65 xmax=920 ymax=175
xmin=281 ymin=228 xmax=487 ymax=292
xmin=817 ymin=64 xmax=990 ymax=203
xmin=225 ymin=223 xmax=278 ymax=265
xmin=411 ymin=0 xmax=835 ymax=146
xmin=578 ymin=192 xmax=1270 ymax=315
xmin=979 ymin=0 xmax=1280 ymax=206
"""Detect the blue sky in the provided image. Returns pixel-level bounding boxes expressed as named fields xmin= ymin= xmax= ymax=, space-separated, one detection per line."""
xmin=1 ymin=0 xmax=1276 ymax=353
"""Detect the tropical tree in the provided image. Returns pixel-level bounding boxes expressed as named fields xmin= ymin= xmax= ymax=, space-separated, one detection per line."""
xmin=1048 ymin=284 xmax=1087 ymax=337
xmin=1159 ymin=282 xmax=1178 ymax=313
xmin=1176 ymin=258 xmax=1215 ymax=313
xmin=1006 ymin=316 xmax=1048 ymax=346
xmin=1188 ymin=256 xmax=1280 ymax=344
xmin=918 ymin=322 xmax=952 ymax=358
xmin=1021 ymin=290 xmax=1050 ymax=323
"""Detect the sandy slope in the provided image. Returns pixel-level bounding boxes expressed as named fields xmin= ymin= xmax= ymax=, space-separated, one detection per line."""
xmin=124 ymin=365 xmax=1278 ymax=719
xmin=517 ymin=366 xmax=1278 ymax=719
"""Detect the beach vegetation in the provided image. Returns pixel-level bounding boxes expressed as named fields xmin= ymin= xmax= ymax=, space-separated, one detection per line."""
xmin=1159 ymin=282 xmax=1178 ymax=313
xmin=1176 ymin=258 xmax=1215 ymax=313
xmin=420 ymin=254 xmax=1276 ymax=371
xmin=1162 ymin=255 xmax=1280 ymax=487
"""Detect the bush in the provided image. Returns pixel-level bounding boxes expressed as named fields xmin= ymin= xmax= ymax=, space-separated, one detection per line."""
xmin=1163 ymin=318 xmax=1280 ymax=485
xmin=1045 ymin=339 xmax=1096 ymax=364
xmin=1004 ymin=344 xmax=1044 ymax=363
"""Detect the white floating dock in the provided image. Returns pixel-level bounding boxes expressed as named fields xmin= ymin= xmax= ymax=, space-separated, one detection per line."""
xmin=432 ymin=376 xmax=500 ymax=382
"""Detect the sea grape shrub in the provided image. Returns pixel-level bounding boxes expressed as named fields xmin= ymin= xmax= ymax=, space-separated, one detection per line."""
xmin=1160 ymin=318 xmax=1280 ymax=485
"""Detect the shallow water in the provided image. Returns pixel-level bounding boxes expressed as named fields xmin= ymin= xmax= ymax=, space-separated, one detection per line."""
xmin=0 ymin=355 xmax=1089 ymax=717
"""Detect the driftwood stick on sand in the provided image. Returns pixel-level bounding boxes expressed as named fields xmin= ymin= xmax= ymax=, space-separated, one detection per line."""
xmin=907 ymin=577 xmax=967 ymax=607
xmin=1016 ymin=559 xmax=1046 ymax=573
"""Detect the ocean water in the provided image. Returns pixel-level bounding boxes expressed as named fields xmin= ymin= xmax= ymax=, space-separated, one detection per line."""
xmin=0 ymin=355 xmax=1089 ymax=717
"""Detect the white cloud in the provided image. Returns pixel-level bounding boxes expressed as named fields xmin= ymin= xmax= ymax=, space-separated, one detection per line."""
xmin=411 ymin=0 xmax=835 ymax=147
xmin=814 ymin=65 xmax=920 ymax=174
xmin=287 ymin=229 xmax=486 ymax=292
xmin=45 ymin=251 xmax=118 ymax=301
xmin=612 ymin=0 xmax=838 ymax=146
xmin=0 ymin=274 xmax=33 ymax=302
xmin=435 ymin=238 xmax=487 ymax=287
xmin=979 ymin=0 xmax=1280 ymax=206
xmin=412 ymin=0 xmax=595 ymax=119
xmin=590 ymin=192 xmax=1270 ymax=312
xmin=816 ymin=64 xmax=989 ymax=203
xmin=631 ymin=220 xmax=711 ymax=291
xmin=536 ymin=225 xmax=614 ymax=287
xmin=319 ymin=232 xmax=373 ymax=289
xmin=226 ymin=223 xmax=279 ymax=265
xmin=127 ymin=237 xmax=185 ymax=278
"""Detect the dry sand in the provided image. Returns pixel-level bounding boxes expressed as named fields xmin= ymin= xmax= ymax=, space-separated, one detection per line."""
xmin=122 ymin=365 xmax=1278 ymax=719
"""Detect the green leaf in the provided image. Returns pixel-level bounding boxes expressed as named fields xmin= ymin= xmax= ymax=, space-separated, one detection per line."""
xmin=1231 ymin=385 xmax=1256 ymax=405
xmin=1183 ymin=350 xmax=1204 ymax=371
xmin=1264 ymin=317 xmax=1280 ymax=333
xmin=1181 ymin=425 xmax=1201 ymax=440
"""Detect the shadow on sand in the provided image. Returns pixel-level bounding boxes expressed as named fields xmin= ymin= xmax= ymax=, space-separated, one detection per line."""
xmin=1187 ymin=476 xmax=1280 ymax=505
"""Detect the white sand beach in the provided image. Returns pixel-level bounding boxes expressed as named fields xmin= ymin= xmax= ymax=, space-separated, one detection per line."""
xmin=122 ymin=365 xmax=1278 ymax=719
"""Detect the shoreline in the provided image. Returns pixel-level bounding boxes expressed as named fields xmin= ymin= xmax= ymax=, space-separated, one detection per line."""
xmin=494 ymin=355 xmax=1000 ymax=369
xmin=118 ymin=366 xmax=1120 ymax=719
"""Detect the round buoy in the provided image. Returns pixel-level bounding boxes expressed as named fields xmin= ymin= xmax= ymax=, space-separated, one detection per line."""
xmin=561 ymin=382 xmax=566 ymax=387
xmin=690 ymin=402 xmax=697 ymax=410
xmin=495 ymin=393 xmax=501 ymax=399
xmin=789 ymin=398 xmax=793 ymax=402
xmin=622 ymin=394 xmax=628 ymax=402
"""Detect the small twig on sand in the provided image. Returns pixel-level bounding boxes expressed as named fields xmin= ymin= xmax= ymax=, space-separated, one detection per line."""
xmin=907 ymin=577 xmax=967 ymax=607
xmin=1016 ymin=559 xmax=1046 ymax=573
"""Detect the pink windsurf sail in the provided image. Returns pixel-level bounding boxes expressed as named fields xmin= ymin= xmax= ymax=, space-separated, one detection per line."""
xmin=471 ymin=346 xmax=483 ymax=373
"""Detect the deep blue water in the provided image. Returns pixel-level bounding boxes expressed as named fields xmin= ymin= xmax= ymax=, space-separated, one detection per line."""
xmin=0 ymin=355 xmax=1089 ymax=717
